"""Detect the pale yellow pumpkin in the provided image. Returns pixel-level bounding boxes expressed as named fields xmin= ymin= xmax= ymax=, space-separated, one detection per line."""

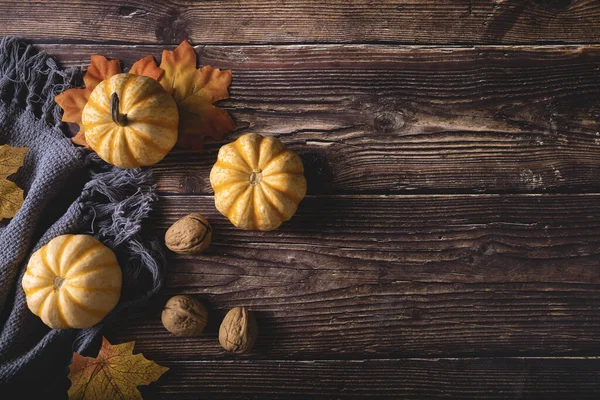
xmin=22 ymin=235 xmax=122 ymax=329
xmin=210 ymin=133 xmax=307 ymax=231
xmin=82 ymin=73 xmax=179 ymax=169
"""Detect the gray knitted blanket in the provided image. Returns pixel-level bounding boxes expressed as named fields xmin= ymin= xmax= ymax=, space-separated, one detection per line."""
xmin=0 ymin=38 xmax=166 ymax=397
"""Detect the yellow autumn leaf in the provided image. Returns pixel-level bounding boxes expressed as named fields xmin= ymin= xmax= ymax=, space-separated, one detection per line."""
xmin=159 ymin=40 xmax=235 ymax=151
xmin=0 ymin=144 xmax=27 ymax=221
xmin=68 ymin=337 xmax=168 ymax=400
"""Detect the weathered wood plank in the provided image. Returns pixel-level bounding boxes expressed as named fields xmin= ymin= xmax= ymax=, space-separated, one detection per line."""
xmin=109 ymin=194 xmax=600 ymax=359
xmin=3 ymin=1 xmax=600 ymax=44
xmin=136 ymin=358 xmax=600 ymax=399
xmin=41 ymin=43 xmax=600 ymax=194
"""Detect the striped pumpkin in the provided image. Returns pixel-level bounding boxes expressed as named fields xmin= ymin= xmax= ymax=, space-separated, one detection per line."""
xmin=210 ymin=133 xmax=307 ymax=231
xmin=82 ymin=73 xmax=179 ymax=168
xmin=22 ymin=235 xmax=122 ymax=329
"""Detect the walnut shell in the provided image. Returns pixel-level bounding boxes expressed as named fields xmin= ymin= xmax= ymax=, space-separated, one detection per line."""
xmin=219 ymin=307 xmax=257 ymax=354
xmin=161 ymin=295 xmax=208 ymax=336
xmin=165 ymin=213 xmax=212 ymax=254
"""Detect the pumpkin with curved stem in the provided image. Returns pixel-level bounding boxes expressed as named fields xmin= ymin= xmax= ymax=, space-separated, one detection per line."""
xmin=22 ymin=235 xmax=122 ymax=329
xmin=210 ymin=133 xmax=307 ymax=231
xmin=81 ymin=73 xmax=179 ymax=169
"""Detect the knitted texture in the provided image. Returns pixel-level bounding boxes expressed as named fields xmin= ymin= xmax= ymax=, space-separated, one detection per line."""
xmin=0 ymin=38 xmax=166 ymax=397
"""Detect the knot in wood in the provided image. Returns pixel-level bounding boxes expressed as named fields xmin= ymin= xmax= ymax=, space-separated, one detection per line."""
xmin=374 ymin=112 xmax=405 ymax=134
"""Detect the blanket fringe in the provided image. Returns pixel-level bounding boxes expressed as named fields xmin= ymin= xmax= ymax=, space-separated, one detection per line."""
xmin=0 ymin=37 xmax=80 ymax=127
xmin=74 ymin=154 xmax=166 ymax=352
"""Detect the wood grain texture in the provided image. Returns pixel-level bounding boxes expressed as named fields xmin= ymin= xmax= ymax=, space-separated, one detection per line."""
xmin=41 ymin=43 xmax=600 ymax=194
xmin=137 ymin=358 xmax=600 ymax=399
xmin=108 ymin=194 xmax=600 ymax=359
xmin=6 ymin=0 xmax=600 ymax=396
xmin=3 ymin=1 xmax=600 ymax=44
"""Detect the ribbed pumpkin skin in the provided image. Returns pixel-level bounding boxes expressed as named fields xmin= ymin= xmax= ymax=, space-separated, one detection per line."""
xmin=22 ymin=235 xmax=122 ymax=329
xmin=210 ymin=133 xmax=307 ymax=231
xmin=82 ymin=73 xmax=179 ymax=169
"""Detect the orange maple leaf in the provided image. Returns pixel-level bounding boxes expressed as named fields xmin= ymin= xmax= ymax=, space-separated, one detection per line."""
xmin=130 ymin=55 xmax=164 ymax=81
xmin=55 ymin=55 xmax=164 ymax=148
xmin=83 ymin=55 xmax=121 ymax=89
xmin=159 ymin=40 xmax=236 ymax=152
xmin=68 ymin=337 xmax=168 ymax=400
xmin=55 ymin=56 xmax=121 ymax=148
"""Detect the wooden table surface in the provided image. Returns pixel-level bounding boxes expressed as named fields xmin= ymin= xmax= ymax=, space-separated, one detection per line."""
xmin=4 ymin=1 xmax=600 ymax=398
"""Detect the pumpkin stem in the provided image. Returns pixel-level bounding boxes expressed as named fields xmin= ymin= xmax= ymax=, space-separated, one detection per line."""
xmin=53 ymin=276 xmax=65 ymax=291
xmin=249 ymin=170 xmax=263 ymax=186
xmin=110 ymin=92 xmax=128 ymax=126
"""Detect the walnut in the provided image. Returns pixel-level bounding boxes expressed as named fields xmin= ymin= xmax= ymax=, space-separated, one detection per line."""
xmin=161 ymin=295 xmax=208 ymax=336
xmin=219 ymin=307 xmax=257 ymax=354
xmin=165 ymin=213 xmax=212 ymax=254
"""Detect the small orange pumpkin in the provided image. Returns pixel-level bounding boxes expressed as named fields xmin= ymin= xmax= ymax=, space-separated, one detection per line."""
xmin=82 ymin=73 xmax=179 ymax=169
xmin=22 ymin=235 xmax=122 ymax=329
xmin=210 ymin=133 xmax=307 ymax=231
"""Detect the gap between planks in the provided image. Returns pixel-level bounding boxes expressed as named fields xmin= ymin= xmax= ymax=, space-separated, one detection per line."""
xmin=158 ymin=193 xmax=600 ymax=198
xmin=37 ymin=43 xmax=600 ymax=50
xmin=159 ymin=356 xmax=600 ymax=363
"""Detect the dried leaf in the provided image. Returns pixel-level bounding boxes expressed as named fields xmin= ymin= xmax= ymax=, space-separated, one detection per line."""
xmin=54 ymin=88 xmax=91 ymax=126
xmin=71 ymin=129 xmax=89 ymax=148
xmin=83 ymin=55 xmax=121 ymax=89
xmin=54 ymin=88 xmax=92 ymax=148
xmin=55 ymin=56 xmax=122 ymax=149
xmin=55 ymin=54 xmax=165 ymax=149
xmin=68 ymin=337 xmax=168 ymax=400
xmin=130 ymin=55 xmax=164 ymax=81
xmin=159 ymin=40 xmax=235 ymax=151
xmin=0 ymin=144 xmax=28 ymax=221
